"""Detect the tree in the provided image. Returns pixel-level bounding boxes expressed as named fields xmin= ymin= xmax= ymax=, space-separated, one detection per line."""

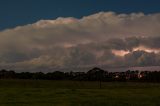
xmin=87 ymin=67 xmax=106 ymax=88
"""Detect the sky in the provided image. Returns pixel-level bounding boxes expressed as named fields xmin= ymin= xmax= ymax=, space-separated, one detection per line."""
xmin=1 ymin=0 xmax=160 ymax=30
xmin=0 ymin=0 xmax=160 ymax=72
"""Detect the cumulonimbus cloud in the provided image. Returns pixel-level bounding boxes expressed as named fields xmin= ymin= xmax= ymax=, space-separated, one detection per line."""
xmin=0 ymin=11 xmax=160 ymax=72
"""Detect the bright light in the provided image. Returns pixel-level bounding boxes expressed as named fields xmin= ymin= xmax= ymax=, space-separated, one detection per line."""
xmin=112 ymin=50 xmax=130 ymax=56
xmin=133 ymin=46 xmax=160 ymax=53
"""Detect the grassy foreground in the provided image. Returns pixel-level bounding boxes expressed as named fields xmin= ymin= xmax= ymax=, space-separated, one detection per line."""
xmin=0 ymin=80 xmax=160 ymax=106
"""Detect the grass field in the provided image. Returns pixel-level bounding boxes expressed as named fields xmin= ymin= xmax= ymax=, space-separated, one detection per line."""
xmin=0 ymin=80 xmax=160 ymax=106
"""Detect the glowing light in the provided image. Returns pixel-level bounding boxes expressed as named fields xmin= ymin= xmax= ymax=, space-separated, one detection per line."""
xmin=112 ymin=46 xmax=160 ymax=57
xmin=133 ymin=46 xmax=160 ymax=53
xmin=112 ymin=50 xmax=130 ymax=56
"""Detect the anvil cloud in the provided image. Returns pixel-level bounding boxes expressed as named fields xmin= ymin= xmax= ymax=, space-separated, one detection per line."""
xmin=0 ymin=12 xmax=160 ymax=72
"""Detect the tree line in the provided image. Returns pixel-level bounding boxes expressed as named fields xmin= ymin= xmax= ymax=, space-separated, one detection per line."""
xmin=0 ymin=67 xmax=160 ymax=82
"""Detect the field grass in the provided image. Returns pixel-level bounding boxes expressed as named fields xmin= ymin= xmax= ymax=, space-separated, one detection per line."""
xmin=0 ymin=80 xmax=160 ymax=106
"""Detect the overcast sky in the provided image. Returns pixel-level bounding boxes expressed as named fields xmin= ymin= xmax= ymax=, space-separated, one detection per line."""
xmin=0 ymin=0 xmax=160 ymax=72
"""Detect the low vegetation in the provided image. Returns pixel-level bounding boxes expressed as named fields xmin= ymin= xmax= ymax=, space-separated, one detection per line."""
xmin=0 ymin=80 xmax=160 ymax=106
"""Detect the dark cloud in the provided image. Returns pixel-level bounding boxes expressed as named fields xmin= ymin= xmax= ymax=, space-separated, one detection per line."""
xmin=139 ymin=37 xmax=160 ymax=49
xmin=124 ymin=51 xmax=160 ymax=66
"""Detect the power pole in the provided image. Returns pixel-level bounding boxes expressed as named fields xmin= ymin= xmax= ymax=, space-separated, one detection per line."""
xmin=99 ymin=78 xmax=102 ymax=89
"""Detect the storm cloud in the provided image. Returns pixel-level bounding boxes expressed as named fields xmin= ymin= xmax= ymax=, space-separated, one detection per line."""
xmin=0 ymin=12 xmax=160 ymax=72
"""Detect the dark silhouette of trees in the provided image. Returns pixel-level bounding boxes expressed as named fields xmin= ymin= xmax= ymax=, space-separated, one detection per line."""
xmin=0 ymin=69 xmax=16 ymax=79
xmin=16 ymin=72 xmax=33 ymax=79
xmin=32 ymin=72 xmax=45 ymax=80
xmin=87 ymin=67 xmax=107 ymax=80
xmin=46 ymin=71 xmax=66 ymax=80
xmin=0 ymin=68 xmax=160 ymax=83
